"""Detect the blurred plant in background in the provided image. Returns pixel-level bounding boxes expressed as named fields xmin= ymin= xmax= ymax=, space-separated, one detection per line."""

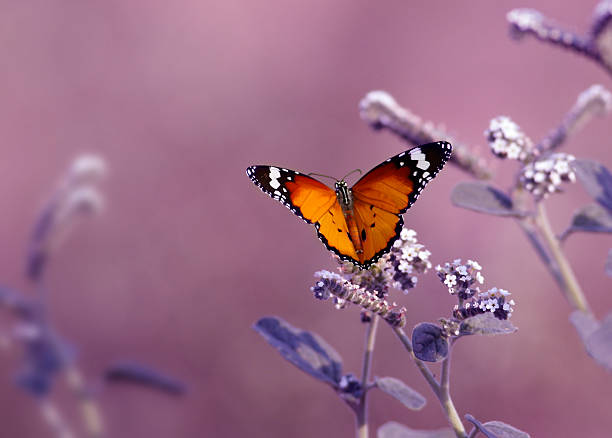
xmin=252 ymin=2 xmax=612 ymax=438
xmin=1 ymin=155 xmax=184 ymax=438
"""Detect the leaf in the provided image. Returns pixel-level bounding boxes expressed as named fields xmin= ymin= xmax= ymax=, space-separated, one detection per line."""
xmin=412 ymin=323 xmax=448 ymax=362
xmin=606 ymin=249 xmax=612 ymax=277
xmin=572 ymin=160 xmax=612 ymax=212
xmin=561 ymin=203 xmax=612 ymax=239
xmin=253 ymin=317 xmax=342 ymax=387
xmin=459 ymin=313 xmax=518 ymax=336
xmin=105 ymin=361 xmax=186 ymax=395
xmin=482 ymin=421 xmax=530 ymax=438
xmin=451 ymin=182 xmax=527 ymax=217
xmin=583 ymin=312 xmax=612 ymax=371
xmin=465 ymin=414 xmax=530 ymax=438
xmin=375 ymin=377 xmax=426 ymax=410
xmin=377 ymin=422 xmax=455 ymax=438
xmin=569 ymin=310 xmax=600 ymax=344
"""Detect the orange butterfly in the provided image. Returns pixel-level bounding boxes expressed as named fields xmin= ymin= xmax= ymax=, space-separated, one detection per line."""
xmin=247 ymin=141 xmax=452 ymax=269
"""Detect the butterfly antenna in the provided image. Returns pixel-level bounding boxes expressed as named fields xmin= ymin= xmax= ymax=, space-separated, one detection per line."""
xmin=341 ymin=168 xmax=362 ymax=182
xmin=308 ymin=172 xmax=339 ymax=182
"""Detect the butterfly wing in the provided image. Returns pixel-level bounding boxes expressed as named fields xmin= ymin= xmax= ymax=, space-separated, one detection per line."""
xmin=246 ymin=165 xmax=360 ymax=264
xmin=350 ymin=141 xmax=452 ymax=265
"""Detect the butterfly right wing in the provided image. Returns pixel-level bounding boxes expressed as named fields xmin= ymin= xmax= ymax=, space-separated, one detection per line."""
xmin=246 ymin=166 xmax=360 ymax=263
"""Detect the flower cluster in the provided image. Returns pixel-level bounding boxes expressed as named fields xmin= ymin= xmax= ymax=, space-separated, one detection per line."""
xmin=436 ymin=259 xmax=515 ymax=321
xmin=385 ymin=228 xmax=432 ymax=293
xmin=311 ymin=271 xmax=406 ymax=327
xmin=486 ymin=116 xmax=535 ymax=161
xmin=435 ymin=259 xmax=484 ymax=300
xmin=336 ymin=228 xmax=432 ymax=296
xmin=519 ymin=153 xmax=576 ymax=200
xmin=453 ymin=288 xmax=516 ymax=321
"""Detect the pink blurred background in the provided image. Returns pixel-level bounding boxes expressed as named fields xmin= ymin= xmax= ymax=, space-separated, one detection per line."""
xmin=1 ymin=0 xmax=611 ymax=436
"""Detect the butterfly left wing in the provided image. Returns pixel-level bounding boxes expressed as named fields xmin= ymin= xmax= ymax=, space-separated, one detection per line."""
xmin=350 ymin=141 xmax=452 ymax=265
xmin=246 ymin=165 xmax=360 ymax=264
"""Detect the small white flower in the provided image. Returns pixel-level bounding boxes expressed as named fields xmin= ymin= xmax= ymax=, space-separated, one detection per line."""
xmin=444 ymin=274 xmax=457 ymax=287
xmin=467 ymin=260 xmax=482 ymax=270
xmin=476 ymin=272 xmax=484 ymax=284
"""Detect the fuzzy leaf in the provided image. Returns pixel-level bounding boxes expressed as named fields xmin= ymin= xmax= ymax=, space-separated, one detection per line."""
xmin=377 ymin=422 xmax=455 ymax=438
xmin=606 ymin=249 xmax=612 ymax=277
xmin=572 ymin=160 xmax=612 ymax=212
xmin=466 ymin=415 xmax=530 ymax=438
xmin=562 ymin=203 xmax=612 ymax=238
xmin=105 ymin=361 xmax=186 ymax=395
xmin=412 ymin=323 xmax=448 ymax=362
xmin=253 ymin=317 xmax=342 ymax=387
xmin=482 ymin=421 xmax=530 ymax=438
xmin=375 ymin=377 xmax=426 ymax=410
xmin=459 ymin=313 xmax=517 ymax=336
xmin=584 ymin=313 xmax=612 ymax=371
xmin=569 ymin=310 xmax=601 ymax=344
xmin=451 ymin=182 xmax=526 ymax=217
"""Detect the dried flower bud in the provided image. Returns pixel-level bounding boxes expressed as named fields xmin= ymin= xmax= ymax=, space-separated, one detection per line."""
xmin=311 ymin=271 xmax=406 ymax=327
xmin=486 ymin=116 xmax=535 ymax=161
xmin=520 ymin=153 xmax=576 ymax=200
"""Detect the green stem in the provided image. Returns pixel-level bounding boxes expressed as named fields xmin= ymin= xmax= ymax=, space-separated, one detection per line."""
xmin=392 ymin=326 xmax=440 ymax=394
xmin=392 ymin=327 xmax=466 ymax=438
xmin=355 ymin=315 xmax=380 ymax=438
xmin=438 ymin=354 xmax=467 ymax=438
xmin=535 ymin=203 xmax=591 ymax=313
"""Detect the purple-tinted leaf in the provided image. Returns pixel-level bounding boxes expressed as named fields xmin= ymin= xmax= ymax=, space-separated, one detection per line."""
xmin=606 ymin=249 xmax=612 ymax=277
xmin=451 ymin=182 xmax=526 ymax=217
xmin=377 ymin=422 xmax=455 ymax=438
xmin=569 ymin=310 xmax=601 ymax=344
xmin=482 ymin=421 xmax=530 ymax=438
xmin=572 ymin=160 xmax=612 ymax=212
xmin=466 ymin=414 xmax=530 ymax=438
xmin=253 ymin=317 xmax=342 ymax=387
xmin=561 ymin=203 xmax=612 ymax=239
xmin=375 ymin=377 xmax=426 ymax=410
xmin=412 ymin=323 xmax=448 ymax=362
xmin=459 ymin=313 xmax=517 ymax=336
xmin=584 ymin=312 xmax=612 ymax=371
xmin=105 ymin=361 xmax=186 ymax=395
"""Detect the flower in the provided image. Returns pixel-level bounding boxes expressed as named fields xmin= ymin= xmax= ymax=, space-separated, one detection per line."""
xmin=311 ymin=270 xmax=407 ymax=327
xmin=437 ymin=259 xmax=516 ymax=321
xmin=436 ymin=259 xmax=483 ymax=300
xmin=520 ymin=153 xmax=576 ymax=200
xmin=485 ymin=116 xmax=535 ymax=162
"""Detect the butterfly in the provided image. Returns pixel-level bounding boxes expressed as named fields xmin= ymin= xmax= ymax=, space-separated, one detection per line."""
xmin=246 ymin=141 xmax=452 ymax=269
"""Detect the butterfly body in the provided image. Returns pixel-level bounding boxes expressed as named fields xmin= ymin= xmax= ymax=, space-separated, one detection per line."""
xmin=247 ymin=141 xmax=451 ymax=269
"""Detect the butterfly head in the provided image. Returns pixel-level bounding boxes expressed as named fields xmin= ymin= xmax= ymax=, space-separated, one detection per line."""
xmin=334 ymin=180 xmax=353 ymax=210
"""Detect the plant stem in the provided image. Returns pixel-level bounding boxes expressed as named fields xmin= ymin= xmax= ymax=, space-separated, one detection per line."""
xmin=355 ymin=315 xmax=379 ymax=438
xmin=392 ymin=327 xmax=440 ymax=394
xmin=535 ymin=202 xmax=591 ymax=314
xmin=65 ymin=366 xmax=104 ymax=437
xmin=438 ymin=353 xmax=467 ymax=438
xmin=392 ymin=327 xmax=467 ymax=438
xmin=39 ymin=399 xmax=75 ymax=438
